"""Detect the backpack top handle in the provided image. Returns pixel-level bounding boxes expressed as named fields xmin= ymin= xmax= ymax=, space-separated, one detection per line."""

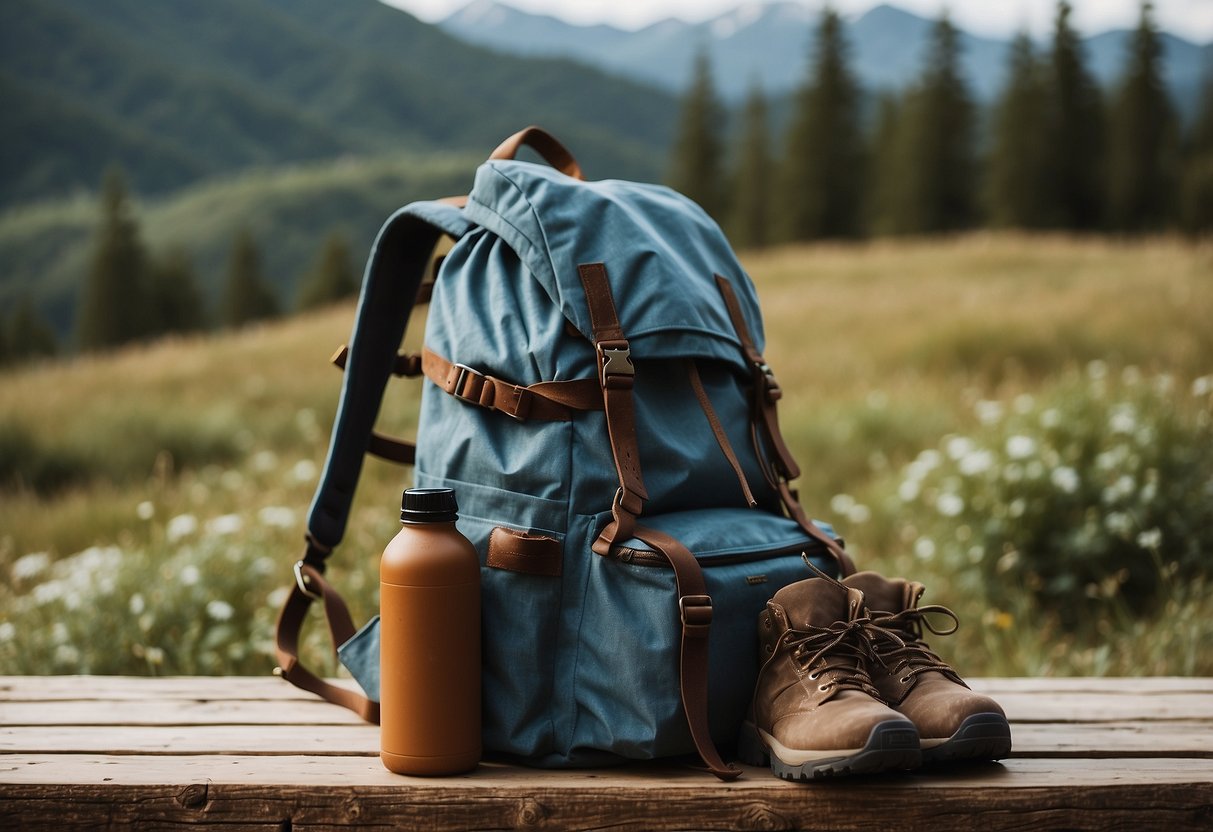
xmin=490 ymin=126 xmax=585 ymax=180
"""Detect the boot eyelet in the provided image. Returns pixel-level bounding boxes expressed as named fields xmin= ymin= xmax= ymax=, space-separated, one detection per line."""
xmin=764 ymin=644 xmax=773 ymax=654
xmin=899 ymin=675 xmax=911 ymax=684
xmin=818 ymin=683 xmax=831 ymax=692
xmin=807 ymin=671 xmax=820 ymax=680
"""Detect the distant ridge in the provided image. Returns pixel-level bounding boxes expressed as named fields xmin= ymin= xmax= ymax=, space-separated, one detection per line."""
xmin=440 ymin=1 xmax=1211 ymax=109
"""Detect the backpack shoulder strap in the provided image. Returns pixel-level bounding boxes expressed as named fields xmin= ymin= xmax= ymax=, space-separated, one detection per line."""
xmin=274 ymin=200 xmax=471 ymax=719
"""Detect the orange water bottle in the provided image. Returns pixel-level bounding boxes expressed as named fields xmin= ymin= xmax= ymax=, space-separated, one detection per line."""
xmin=379 ymin=487 xmax=481 ymax=775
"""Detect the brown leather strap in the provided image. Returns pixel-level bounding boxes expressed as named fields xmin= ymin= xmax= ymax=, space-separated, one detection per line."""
xmin=579 ymin=262 xmax=648 ymax=553
xmin=422 ymin=348 xmax=603 ymax=422
xmin=714 ymin=276 xmax=799 ymax=479
xmin=489 ymin=126 xmax=585 ymax=180
xmin=686 ymin=359 xmax=757 ymax=508
xmin=332 ymin=345 xmax=422 ymax=378
xmin=714 ymin=275 xmax=856 ymax=577
xmin=630 ymin=525 xmax=741 ymax=781
xmin=273 ymin=552 xmax=380 ymax=724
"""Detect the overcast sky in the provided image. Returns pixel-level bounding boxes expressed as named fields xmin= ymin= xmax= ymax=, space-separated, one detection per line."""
xmin=384 ymin=1 xmax=1213 ymax=41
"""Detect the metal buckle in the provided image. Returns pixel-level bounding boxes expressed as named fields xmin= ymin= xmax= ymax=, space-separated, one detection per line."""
xmin=451 ymin=363 xmax=475 ymax=399
xmin=293 ymin=560 xmax=321 ymax=601
xmin=598 ymin=342 xmax=634 ymax=388
xmin=756 ymin=361 xmax=781 ymax=402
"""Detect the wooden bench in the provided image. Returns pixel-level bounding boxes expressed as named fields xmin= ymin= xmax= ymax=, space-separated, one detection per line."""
xmin=2 ymin=675 xmax=1210 ymax=829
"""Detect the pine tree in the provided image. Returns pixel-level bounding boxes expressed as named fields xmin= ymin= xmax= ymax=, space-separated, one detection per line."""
xmin=727 ymin=86 xmax=774 ymax=249
xmin=882 ymin=15 xmax=977 ymax=234
xmin=866 ymin=92 xmax=906 ymax=235
xmin=781 ymin=7 xmax=865 ymax=239
xmin=297 ymin=231 xmax=359 ymax=311
xmin=147 ymin=248 xmax=208 ymax=336
xmin=987 ymin=34 xmax=1052 ymax=228
xmin=220 ymin=229 xmax=279 ymax=328
xmin=75 ymin=167 xmax=150 ymax=351
xmin=1044 ymin=1 xmax=1105 ymax=229
xmin=1107 ymin=1 xmax=1179 ymax=231
xmin=1179 ymin=71 xmax=1213 ymax=234
xmin=5 ymin=296 xmax=59 ymax=364
xmin=667 ymin=48 xmax=727 ymax=221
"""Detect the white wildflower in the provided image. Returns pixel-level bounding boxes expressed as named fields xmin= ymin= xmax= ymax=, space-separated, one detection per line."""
xmin=959 ymin=449 xmax=994 ymax=476
xmin=846 ymin=503 xmax=871 ymax=524
xmin=206 ymin=514 xmax=244 ymax=536
xmin=11 ymin=552 xmax=50 ymax=581
xmin=1105 ymin=512 xmax=1133 ymax=536
xmin=1005 ymin=435 xmax=1037 ymax=460
xmin=945 ymin=435 xmax=974 ymax=461
xmin=251 ymin=450 xmax=279 ymax=472
xmin=136 ymin=501 xmax=155 ymax=521
xmin=54 ymin=644 xmax=80 ymax=666
xmin=1040 ymin=408 xmax=1061 ymax=429
xmin=936 ymin=493 xmax=965 ymax=518
xmin=898 ymin=479 xmax=921 ymax=502
xmin=975 ymin=400 xmax=1004 ymax=425
xmin=1051 ymin=466 xmax=1080 ymax=494
xmin=129 ymin=593 xmax=146 ymax=615
xmin=145 ymin=646 xmax=165 ymax=665
xmin=1008 ymin=498 xmax=1026 ymax=518
xmin=291 ymin=459 xmax=318 ymax=483
xmin=206 ymin=600 xmax=235 ymax=621
xmin=180 ymin=564 xmax=201 ymax=586
xmin=1109 ymin=405 xmax=1137 ymax=435
xmin=1193 ymin=375 xmax=1213 ymax=397
xmin=220 ymin=470 xmax=244 ymax=491
xmin=166 ymin=514 xmax=199 ymax=543
xmin=913 ymin=537 xmax=936 ymax=560
xmin=0 ymin=622 xmax=15 ymax=642
xmin=1136 ymin=528 xmax=1163 ymax=550
xmin=1087 ymin=360 xmax=1108 ymax=381
xmin=830 ymin=494 xmax=856 ymax=515
xmin=1013 ymin=394 xmax=1035 ymax=414
xmin=1154 ymin=373 xmax=1174 ymax=394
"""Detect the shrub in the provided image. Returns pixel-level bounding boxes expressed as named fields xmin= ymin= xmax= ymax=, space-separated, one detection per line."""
xmin=894 ymin=364 xmax=1213 ymax=625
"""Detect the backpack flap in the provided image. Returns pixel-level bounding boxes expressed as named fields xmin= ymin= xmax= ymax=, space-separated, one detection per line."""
xmin=463 ymin=160 xmax=766 ymax=373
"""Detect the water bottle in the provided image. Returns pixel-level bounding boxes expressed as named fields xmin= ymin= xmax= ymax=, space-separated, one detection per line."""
xmin=379 ymin=487 xmax=481 ymax=775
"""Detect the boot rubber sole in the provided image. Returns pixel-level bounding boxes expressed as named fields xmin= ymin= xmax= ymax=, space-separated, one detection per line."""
xmin=920 ymin=712 xmax=1012 ymax=764
xmin=738 ymin=719 xmax=921 ymax=780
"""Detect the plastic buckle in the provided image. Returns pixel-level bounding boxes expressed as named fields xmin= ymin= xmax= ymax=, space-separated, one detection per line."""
xmin=597 ymin=342 xmax=635 ymax=388
xmin=293 ymin=560 xmax=321 ymax=601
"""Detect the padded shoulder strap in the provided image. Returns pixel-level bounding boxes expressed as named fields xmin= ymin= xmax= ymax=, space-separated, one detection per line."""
xmin=307 ymin=200 xmax=471 ymax=553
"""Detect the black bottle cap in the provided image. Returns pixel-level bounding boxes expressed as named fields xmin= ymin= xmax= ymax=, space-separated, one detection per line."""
xmin=400 ymin=488 xmax=459 ymax=524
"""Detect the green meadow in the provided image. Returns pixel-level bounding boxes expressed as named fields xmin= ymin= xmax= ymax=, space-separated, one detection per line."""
xmin=1 ymin=234 xmax=1210 ymax=678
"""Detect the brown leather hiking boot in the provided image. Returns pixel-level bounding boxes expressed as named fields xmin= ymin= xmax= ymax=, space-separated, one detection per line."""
xmin=843 ymin=571 xmax=1013 ymax=764
xmin=738 ymin=578 xmax=921 ymax=780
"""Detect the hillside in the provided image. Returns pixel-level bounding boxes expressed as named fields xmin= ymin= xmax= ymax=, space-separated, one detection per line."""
xmin=0 ymin=0 xmax=678 ymax=210
xmin=0 ymin=151 xmax=484 ymax=335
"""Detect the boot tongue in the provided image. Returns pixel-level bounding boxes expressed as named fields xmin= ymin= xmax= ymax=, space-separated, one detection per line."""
xmin=843 ymin=571 xmax=921 ymax=616
xmin=770 ymin=577 xmax=855 ymax=630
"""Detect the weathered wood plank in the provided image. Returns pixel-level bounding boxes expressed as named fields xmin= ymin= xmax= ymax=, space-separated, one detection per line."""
xmin=5 ymin=688 xmax=1211 ymax=726
xmin=3 ymin=675 xmax=1210 ymax=702
xmin=4 ymin=720 xmax=1211 ymax=758
xmin=2 ymin=757 xmax=1211 ymax=831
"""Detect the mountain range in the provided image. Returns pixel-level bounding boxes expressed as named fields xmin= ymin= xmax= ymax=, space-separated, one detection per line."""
xmin=440 ymin=1 xmax=1212 ymax=109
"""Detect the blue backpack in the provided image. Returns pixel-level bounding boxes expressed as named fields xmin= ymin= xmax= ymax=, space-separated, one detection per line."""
xmin=274 ymin=128 xmax=855 ymax=779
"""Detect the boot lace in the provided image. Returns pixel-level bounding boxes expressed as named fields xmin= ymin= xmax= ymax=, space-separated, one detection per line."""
xmin=782 ymin=616 xmax=883 ymax=699
xmin=865 ymin=605 xmax=966 ymax=687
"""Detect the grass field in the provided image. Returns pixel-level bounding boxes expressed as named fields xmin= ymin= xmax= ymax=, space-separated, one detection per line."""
xmin=1 ymin=234 xmax=1210 ymax=678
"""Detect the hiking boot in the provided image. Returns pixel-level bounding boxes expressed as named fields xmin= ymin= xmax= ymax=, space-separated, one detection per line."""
xmin=738 ymin=578 xmax=921 ymax=780
xmin=843 ymin=571 xmax=1013 ymax=764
